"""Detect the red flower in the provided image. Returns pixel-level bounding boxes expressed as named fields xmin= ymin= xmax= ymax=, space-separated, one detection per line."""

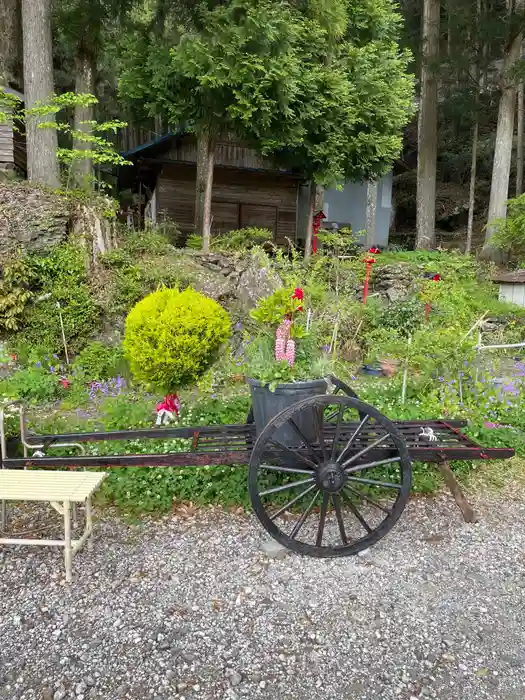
xmin=9 ymin=354 xmax=16 ymax=361
xmin=432 ymin=273 xmax=441 ymax=282
xmin=60 ymin=378 xmax=70 ymax=389
xmin=292 ymin=287 xmax=304 ymax=311
xmin=368 ymin=247 xmax=381 ymax=254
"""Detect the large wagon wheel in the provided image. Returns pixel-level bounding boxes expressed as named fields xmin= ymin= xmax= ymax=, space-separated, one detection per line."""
xmin=248 ymin=395 xmax=412 ymax=557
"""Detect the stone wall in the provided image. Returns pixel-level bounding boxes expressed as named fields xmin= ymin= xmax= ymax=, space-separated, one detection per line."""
xmin=0 ymin=181 xmax=69 ymax=255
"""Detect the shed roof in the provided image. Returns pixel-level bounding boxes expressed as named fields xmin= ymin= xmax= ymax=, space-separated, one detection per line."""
xmin=491 ymin=269 xmax=525 ymax=284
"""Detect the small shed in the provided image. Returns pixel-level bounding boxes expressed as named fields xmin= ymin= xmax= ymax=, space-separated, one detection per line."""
xmin=0 ymin=87 xmax=26 ymax=175
xmin=491 ymin=269 xmax=525 ymax=307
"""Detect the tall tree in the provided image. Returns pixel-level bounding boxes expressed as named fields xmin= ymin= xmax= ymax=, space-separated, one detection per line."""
xmin=21 ymin=0 xmax=60 ymax=187
xmin=119 ymin=0 xmax=413 ymax=253
xmin=0 ymin=0 xmax=22 ymax=88
xmin=483 ymin=0 xmax=524 ymax=260
xmin=53 ymin=0 xmax=131 ymax=188
xmin=415 ymin=0 xmax=440 ymax=250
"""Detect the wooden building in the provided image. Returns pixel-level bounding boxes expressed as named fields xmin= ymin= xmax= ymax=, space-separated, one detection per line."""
xmin=120 ymin=133 xmax=303 ymax=244
xmin=120 ymin=132 xmax=304 ymax=245
xmin=0 ymin=87 xmax=26 ymax=175
xmin=119 ymin=131 xmax=394 ymax=248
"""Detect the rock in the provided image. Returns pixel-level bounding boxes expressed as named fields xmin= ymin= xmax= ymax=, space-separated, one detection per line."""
xmin=42 ymin=689 xmax=53 ymax=700
xmin=0 ymin=182 xmax=69 ymax=255
xmin=261 ymin=540 xmax=288 ymax=560
xmin=166 ymin=670 xmax=176 ymax=681
xmin=228 ymin=671 xmax=242 ymax=687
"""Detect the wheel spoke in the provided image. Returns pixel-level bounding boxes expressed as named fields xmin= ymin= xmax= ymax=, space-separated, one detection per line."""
xmin=289 ymin=489 xmax=320 ymax=539
xmin=260 ymin=463 xmax=315 ymax=475
xmin=260 ymin=477 xmax=315 ymax=497
xmin=332 ymin=494 xmax=348 ymax=545
xmin=315 ymin=492 xmax=329 ymax=546
xmin=346 ymin=475 xmax=402 ymax=489
xmin=288 ymin=419 xmax=320 ymax=463
xmin=345 ymin=485 xmax=392 ymax=515
xmin=269 ymin=439 xmax=318 ymax=470
xmin=341 ymin=490 xmax=372 ymax=533
xmin=340 ymin=433 xmax=391 ymax=468
xmin=270 ymin=484 xmax=317 ymax=521
xmin=344 ymin=456 xmax=401 ymax=474
xmin=330 ymin=404 xmax=344 ymax=461
xmin=337 ymin=414 xmax=370 ymax=465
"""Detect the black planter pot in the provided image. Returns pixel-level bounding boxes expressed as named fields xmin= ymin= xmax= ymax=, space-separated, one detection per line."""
xmin=247 ymin=378 xmax=327 ymax=446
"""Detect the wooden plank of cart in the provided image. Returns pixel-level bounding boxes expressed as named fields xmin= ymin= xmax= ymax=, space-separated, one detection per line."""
xmin=1 ymin=377 xmax=514 ymax=560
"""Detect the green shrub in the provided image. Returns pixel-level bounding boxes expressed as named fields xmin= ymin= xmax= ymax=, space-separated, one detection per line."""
xmin=73 ymin=341 xmax=127 ymax=380
xmin=123 ymin=287 xmax=231 ymax=392
xmin=214 ymin=227 xmax=273 ymax=251
xmin=0 ymin=253 xmax=34 ymax=332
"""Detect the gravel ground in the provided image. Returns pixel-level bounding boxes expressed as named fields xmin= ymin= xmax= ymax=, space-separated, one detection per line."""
xmin=1 ymin=493 xmax=525 ymax=700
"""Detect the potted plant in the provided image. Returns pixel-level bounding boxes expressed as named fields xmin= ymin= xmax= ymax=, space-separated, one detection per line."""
xmin=244 ymin=286 xmax=333 ymax=444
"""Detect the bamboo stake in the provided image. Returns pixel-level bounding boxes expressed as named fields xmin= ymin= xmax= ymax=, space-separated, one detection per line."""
xmin=401 ymin=335 xmax=412 ymax=404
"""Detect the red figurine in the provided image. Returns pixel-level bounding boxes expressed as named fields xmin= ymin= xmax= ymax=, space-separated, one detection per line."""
xmin=156 ymin=394 xmax=181 ymax=425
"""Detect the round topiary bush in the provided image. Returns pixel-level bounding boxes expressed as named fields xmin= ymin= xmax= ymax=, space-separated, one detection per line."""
xmin=123 ymin=287 xmax=230 ymax=392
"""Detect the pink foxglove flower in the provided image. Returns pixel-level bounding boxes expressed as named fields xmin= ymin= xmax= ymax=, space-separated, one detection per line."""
xmin=285 ymin=339 xmax=295 ymax=367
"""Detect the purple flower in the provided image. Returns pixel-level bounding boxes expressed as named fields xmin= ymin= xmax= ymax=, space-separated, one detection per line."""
xmin=235 ymin=322 xmax=243 ymax=330
xmin=35 ymin=361 xmax=42 ymax=368
xmin=321 ymin=345 xmax=330 ymax=353
xmin=49 ymin=365 xmax=55 ymax=373
xmin=53 ymin=354 xmax=59 ymax=359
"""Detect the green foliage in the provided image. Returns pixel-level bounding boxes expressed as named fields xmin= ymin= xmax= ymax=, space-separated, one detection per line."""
xmin=14 ymin=245 xmax=100 ymax=353
xmin=73 ymin=341 xmax=126 ymax=381
xmin=214 ymin=227 xmax=273 ymax=252
xmin=119 ymin=0 xmax=414 ymax=187
xmin=250 ymin=286 xmax=305 ymax=329
xmin=0 ymin=366 xmax=64 ymax=403
xmin=0 ymin=254 xmax=34 ymax=332
xmin=380 ymin=297 xmax=425 ymax=337
xmin=123 ymin=287 xmax=231 ymax=392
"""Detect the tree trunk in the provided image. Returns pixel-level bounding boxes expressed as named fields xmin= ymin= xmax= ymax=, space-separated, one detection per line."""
xmin=304 ymin=182 xmax=316 ymax=260
xmin=517 ymin=80 xmax=524 ymax=195
xmin=483 ymin=1 xmax=523 ymax=259
xmin=416 ymin=0 xmax=440 ymax=250
xmin=72 ymin=49 xmax=95 ymax=190
xmin=365 ymin=181 xmax=378 ymax=248
xmin=194 ymin=130 xmax=215 ymax=251
xmin=465 ymin=120 xmax=478 ymax=255
xmin=466 ymin=0 xmax=482 ymax=256
xmin=21 ymin=0 xmax=60 ymax=187
xmin=0 ymin=0 xmax=22 ymax=87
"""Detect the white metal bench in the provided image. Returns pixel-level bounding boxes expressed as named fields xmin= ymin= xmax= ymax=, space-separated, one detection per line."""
xmin=0 ymin=469 xmax=106 ymax=582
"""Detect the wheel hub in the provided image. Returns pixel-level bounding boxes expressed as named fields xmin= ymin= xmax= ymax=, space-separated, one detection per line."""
xmin=317 ymin=462 xmax=345 ymax=493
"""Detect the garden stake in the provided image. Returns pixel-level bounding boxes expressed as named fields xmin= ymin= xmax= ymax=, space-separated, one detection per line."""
xmin=56 ymin=302 xmax=70 ymax=365
xmin=401 ymin=335 xmax=412 ymax=404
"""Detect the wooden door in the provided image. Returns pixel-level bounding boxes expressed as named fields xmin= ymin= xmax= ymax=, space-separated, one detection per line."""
xmin=211 ymin=201 xmax=240 ymax=234
xmin=240 ymin=203 xmax=278 ymax=237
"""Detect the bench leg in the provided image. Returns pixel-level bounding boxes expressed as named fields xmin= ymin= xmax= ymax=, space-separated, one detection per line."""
xmin=0 ymin=500 xmax=6 ymax=533
xmin=63 ymin=500 xmax=73 ymax=583
xmin=86 ymin=497 xmax=93 ymax=552
xmin=437 ymin=461 xmax=477 ymax=523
